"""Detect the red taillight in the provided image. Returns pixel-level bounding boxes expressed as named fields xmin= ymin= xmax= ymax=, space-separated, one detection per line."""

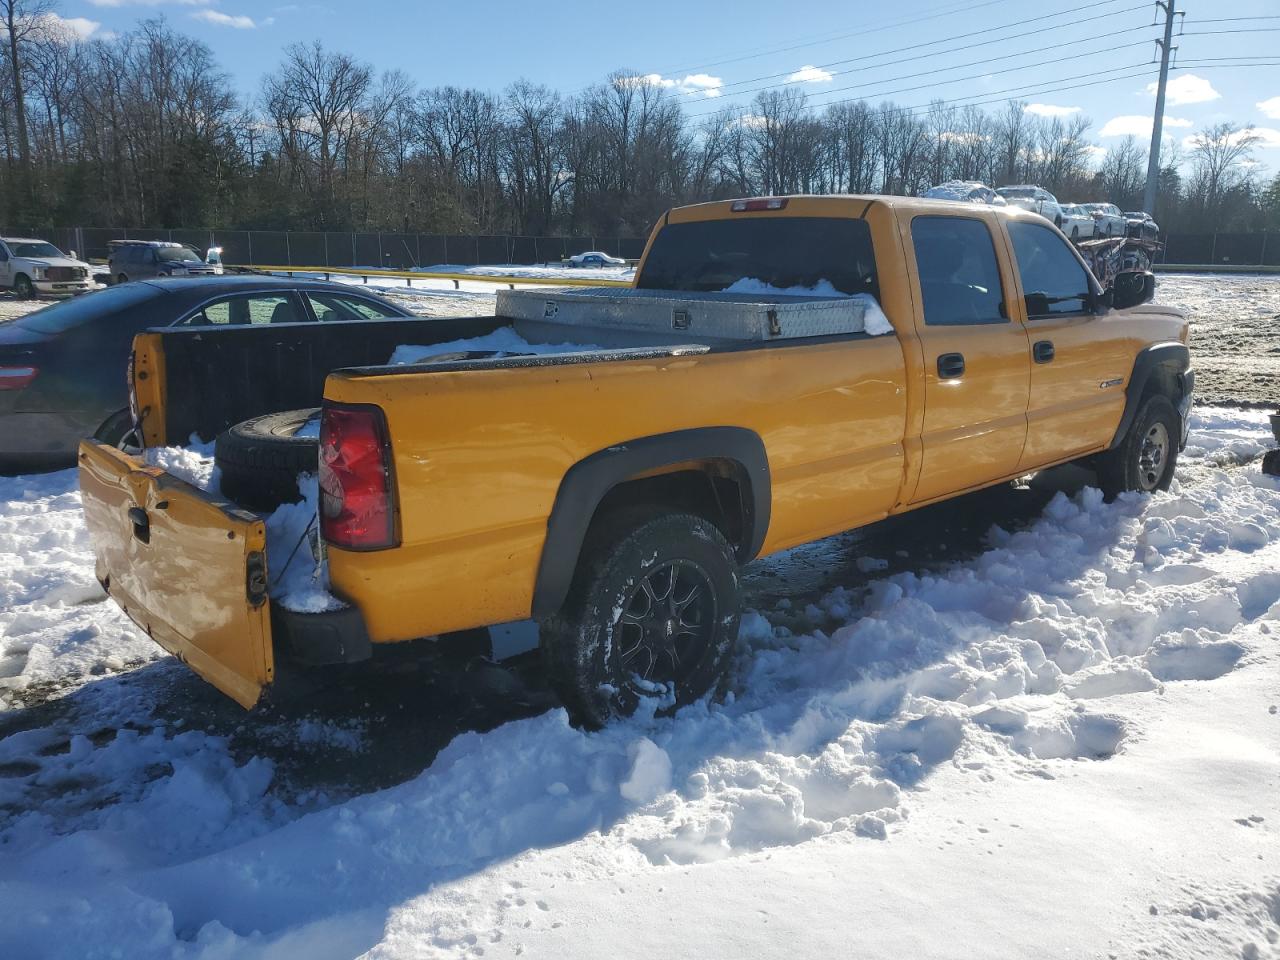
xmin=318 ymin=403 xmax=397 ymax=551
xmin=730 ymin=198 xmax=788 ymax=212
xmin=0 ymin=366 xmax=37 ymax=390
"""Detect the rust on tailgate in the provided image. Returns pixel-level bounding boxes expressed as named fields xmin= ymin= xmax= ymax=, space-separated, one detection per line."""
xmin=78 ymin=439 xmax=274 ymax=708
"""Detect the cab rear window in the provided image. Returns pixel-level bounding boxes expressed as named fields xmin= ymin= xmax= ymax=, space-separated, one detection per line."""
xmin=636 ymin=216 xmax=879 ymax=298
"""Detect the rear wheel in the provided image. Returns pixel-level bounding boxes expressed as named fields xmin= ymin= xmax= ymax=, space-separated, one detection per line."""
xmin=1095 ymin=394 xmax=1179 ymax=499
xmin=1071 ymin=226 xmax=1080 ymax=240
xmin=116 ymin=273 xmax=129 ymax=285
xmin=214 ymin=408 xmax=320 ymax=510
xmin=541 ymin=511 xmax=741 ymax=728
xmin=12 ymin=274 xmax=33 ymax=299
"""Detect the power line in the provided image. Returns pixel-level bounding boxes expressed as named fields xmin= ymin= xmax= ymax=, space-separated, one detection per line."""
xmin=685 ymin=29 xmax=1159 ymax=115
xmin=1179 ymin=27 xmax=1280 ymax=37
xmin=1183 ymin=15 xmax=1280 ymax=24
xmin=609 ymin=0 xmax=1028 ymax=89
xmin=691 ymin=63 xmax=1159 ymax=129
xmin=690 ymin=0 xmax=1146 ymax=101
xmin=689 ymin=54 xmax=1156 ymax=121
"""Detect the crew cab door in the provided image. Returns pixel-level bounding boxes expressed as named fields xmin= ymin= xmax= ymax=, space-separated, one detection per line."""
xmin=906 ymin=213 xmax=1031 ymax=504
xmin=1004 ymin=220 xmax=1129 ymax=468
xmin=0 ymin=242 xmax=12 ymax=286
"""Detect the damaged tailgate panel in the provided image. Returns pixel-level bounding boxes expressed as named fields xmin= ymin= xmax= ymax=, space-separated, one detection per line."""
xmin=78 ymin=439 xmax=274 ymax=708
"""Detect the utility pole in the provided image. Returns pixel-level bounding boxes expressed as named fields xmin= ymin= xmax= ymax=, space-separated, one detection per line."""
xmin=1143 ymin=0 xmax=1180 ymax=215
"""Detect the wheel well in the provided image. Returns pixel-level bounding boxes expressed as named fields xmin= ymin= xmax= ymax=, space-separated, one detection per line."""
xmin=1141 ymin=362 xmax=1184 ymax=404
xmin=589 ymin=462 xmax=748 ymax=551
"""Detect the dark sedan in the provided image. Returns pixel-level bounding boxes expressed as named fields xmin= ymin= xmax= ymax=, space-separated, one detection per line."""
xmin=0 ymin=276 xmax=414 ymax=473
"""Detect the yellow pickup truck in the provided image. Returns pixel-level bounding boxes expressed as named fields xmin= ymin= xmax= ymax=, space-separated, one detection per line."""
xmin=78 ymin=195 xmax=1192 ymax=726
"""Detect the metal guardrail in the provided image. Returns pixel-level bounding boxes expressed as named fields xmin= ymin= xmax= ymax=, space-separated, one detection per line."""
xmin=248 ymin=265 xmax=633 ymax=288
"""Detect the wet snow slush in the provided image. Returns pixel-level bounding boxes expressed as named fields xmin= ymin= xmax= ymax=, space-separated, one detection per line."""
xmin=0 ymin=403 xmax=1277 ymax=958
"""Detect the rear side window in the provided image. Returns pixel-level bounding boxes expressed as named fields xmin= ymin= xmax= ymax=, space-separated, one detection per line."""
xmin=1007 ymin=221 xmax=1094 ymax=317
xmin=179 ymin=293 xmax=305 ymax=326
xmin=16 ymin=284 xmax=160 ymax=334
xmin=635 ymin=216 xmax=879 ymax=298
xmin=911 ymin=216 xmax=1006 ymax=325
xmin=307 ymin=293 xmax=402 ymax=321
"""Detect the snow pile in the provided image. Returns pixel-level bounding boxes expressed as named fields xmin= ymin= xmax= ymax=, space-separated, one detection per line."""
xmin=0 ymin=473 xmax=157 ymax=706
xmin=721 ymin=279 xmax=895 ymax=336
xmin=389 ymin=326 xmax=596 ymax=365
xmin=415 ymin=262 xmax=634 ymax=281
xmin=0 ymin=405 xmax=1276 ymax=958
xmin=143 ymin=436 xmax=218 ymax=492
xmin=264 ymin=474 xmax=342 ymax=614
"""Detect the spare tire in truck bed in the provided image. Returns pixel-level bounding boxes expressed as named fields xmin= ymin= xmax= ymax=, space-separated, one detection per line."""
xmin=215 ymin=408 xmax=320 ymax=511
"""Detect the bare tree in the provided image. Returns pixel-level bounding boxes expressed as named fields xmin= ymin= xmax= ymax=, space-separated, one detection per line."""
xmin=1 ymin=0 xmax=53 ymax=211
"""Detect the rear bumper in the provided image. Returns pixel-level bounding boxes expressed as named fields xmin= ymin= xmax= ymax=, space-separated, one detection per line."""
xmin=273 ymin=603 xmax=372 ymax=666
xmin=0 ymin=411 xmax=101 ymax=470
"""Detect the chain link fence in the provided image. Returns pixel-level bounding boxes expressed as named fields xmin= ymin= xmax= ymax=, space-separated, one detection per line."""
xmin=2 ymin=227 xmax=1275 ymax=269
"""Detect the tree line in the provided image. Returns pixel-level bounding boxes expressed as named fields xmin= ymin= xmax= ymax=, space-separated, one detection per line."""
xmin=3 ymin=4 xmax=1278 ymax=238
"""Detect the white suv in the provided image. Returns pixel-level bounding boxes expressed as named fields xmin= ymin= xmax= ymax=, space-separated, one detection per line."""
xmin=0 ymin=237 xmax=94 ymax=299
xmin=995 ymin=186 xmax=1065 ymax=229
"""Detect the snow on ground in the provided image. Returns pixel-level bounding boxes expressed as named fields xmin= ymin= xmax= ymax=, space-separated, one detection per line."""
xmin=0 ymin=407 xmax=1276 ymax=959
xmin=415 ymin=262 xmax=634 ymax=282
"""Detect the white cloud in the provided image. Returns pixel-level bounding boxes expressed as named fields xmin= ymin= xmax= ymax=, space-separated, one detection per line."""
xmin=1024 ymin=103 xmax=1081 ymax=118
xmin=191 ymin=9 xmax=258 ymax=28
xmin=1258 ymin=96 xmax=1280 ymax=120
xmin=2 ymin=12 xmax=103 ymax=42
xmin=788 ymin=65 xmax=833 ymax=84
xmin=1084 ymin=144 xmax=1108 ymax=161
xmin=1181 ymin=126 xmax=1280 ymax=151
xmin=1100 ymin=114 xmax=1192 ymax=138
xmin=620 ymin=72 xmax=723 ymax=98
xmin=1145 ymin=73 xmax=1220 ymax=106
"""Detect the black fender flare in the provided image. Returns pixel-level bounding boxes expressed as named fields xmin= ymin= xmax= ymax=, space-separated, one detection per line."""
xmin=531 ymin=427 xmax=771 ymax=619
xmin=1109 ymin=342 xmax=1191 ymax=449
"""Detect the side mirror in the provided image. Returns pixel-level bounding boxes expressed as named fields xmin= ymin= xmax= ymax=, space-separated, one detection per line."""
xmin=1024 ymin=292 xmax=1051 ymax=317
xmin=1112 ymin=271 xmax=1155 ymax=310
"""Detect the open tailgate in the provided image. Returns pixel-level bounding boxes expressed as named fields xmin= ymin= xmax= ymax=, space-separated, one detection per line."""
xmin=78 ymin=439 xmax=274 ymax=708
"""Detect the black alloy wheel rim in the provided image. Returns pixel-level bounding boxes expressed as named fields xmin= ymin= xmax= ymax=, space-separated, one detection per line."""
xmin=615 ymin=560 xmax=717 ymax=696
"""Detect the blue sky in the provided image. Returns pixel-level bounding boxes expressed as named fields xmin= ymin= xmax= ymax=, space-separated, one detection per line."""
xmin=58 ymin=0 xmax=1280 ymax=160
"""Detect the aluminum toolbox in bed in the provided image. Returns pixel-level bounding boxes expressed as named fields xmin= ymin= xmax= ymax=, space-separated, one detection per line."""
xmin=498 ymin=287 xmax=874 ymax=346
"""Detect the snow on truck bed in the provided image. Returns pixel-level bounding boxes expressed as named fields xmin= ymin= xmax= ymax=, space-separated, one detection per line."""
xmin=0 ymin=406 xmax=1277 ymax=959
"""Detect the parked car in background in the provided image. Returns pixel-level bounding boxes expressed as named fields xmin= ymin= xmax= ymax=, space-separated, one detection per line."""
xmin=921 ymin=180 xmax=1007 ymax=205
xmin=1123 ymin=211 xmax=1160 ymax=240
xmin=1078 ymin=203 xmax=1128 ymax=237
xmin=1058 ymin=204 xmax=1097 ymax=241
xmin=0 ymin=238 xmax=94 ymax=299
xmin=0 ymin=276 xmax=413 ymax=473
xmin=205 ymin=245 xmax=226 ymax=274
xmin=995 ymin=186 xmax=1064 ymax=227
xmin=568 ymin=251 xmax=627 ymax=268
xmin=108 ymin=240 xmax=219 ymax=284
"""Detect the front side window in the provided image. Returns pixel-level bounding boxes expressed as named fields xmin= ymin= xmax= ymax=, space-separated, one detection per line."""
xmin=179 ymin=293 xmax=304 ymax=326
xmin=911 ymin=216 xmax=1006 ymax=326
xmin=307 ymin=293 xmax=401 ymax=321
xmin=1007 ymin=220 xmax=1094 ymax=317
